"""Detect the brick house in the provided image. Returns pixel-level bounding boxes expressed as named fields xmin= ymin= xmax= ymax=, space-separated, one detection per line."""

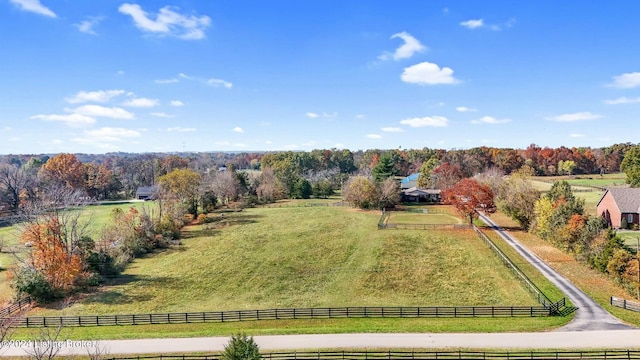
xmin=596 ymin=188 xmax=640 ymax=228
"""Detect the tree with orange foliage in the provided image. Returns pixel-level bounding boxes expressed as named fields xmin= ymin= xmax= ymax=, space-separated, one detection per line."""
xmin=40 ymin=153 xmax=85 ymax=189
xmin=21 ymin=219 xmax=84 ymax=291
xmin=442 ymin=178 xmax=496 ymax=225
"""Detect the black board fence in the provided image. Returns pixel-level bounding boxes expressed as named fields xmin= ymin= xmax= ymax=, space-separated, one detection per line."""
xmin=0 ymin=297 xmax=31 ymax=318
xmin=106 ymin=350 xmax=640 ymax=360
xmin=611 ymin=296 xmax=640 ymax=312
xmin=471 ymin=226 xmax=576 ymax=316
xmin=2 ymin=305 xmax=552 ymax=328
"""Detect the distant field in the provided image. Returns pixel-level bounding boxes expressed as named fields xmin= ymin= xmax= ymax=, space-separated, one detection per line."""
xmin=617 ymin=231 xmax=640 ymax=252
xmin=0 ymin=201 xmax=152 ymax=304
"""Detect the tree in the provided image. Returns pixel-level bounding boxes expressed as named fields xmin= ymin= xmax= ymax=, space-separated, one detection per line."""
xmin=432 ymin=163 xmax=463 ymax=190
xmin=378 ymin=177 xmax=400 ymax=209
xmin=210 ymin=170 xmax=240 ymax=205
xmin=621 ymin=146 xmax=640 ymax=187
xmin=0 ymin=163 xmax=28 ymax=211
xmin=496 ymin=168 xmax=540 ymax=230
xmin=291 ymin=177 xmax=312 ymax=199
xmin=221 ymin=334 xmax=261 ymax=360
xmin=416 ymin=157 xmax=439 ymax=188
xmin=158 ymin=168 xmax=201 ymax=215
xmin=442 ymin=178 xmax=496 ymax=225
xmin=256 ymin=167 xmax=278 ymax=203
xmin=343 ymin=176 xmax=378 ymax=209
xmin=371 ymin=152 xmax=395 ymax=182
xmin=40 ymin=153 xmax=85 ymax=189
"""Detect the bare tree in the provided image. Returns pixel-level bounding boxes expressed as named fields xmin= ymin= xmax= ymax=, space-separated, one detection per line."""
xmin=86 ymin=342 xmax=110 ymax=360
xmin=25 ymin=325 xmax=64 ymax=360
xmin=0 ymin=164 xmax=29 ymax=212
xmin=210 ymin=170 xmax=239 ymax=205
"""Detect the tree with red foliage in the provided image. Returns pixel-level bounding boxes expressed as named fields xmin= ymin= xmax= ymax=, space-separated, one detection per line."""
xmin=443 ymin=178 xmax=496 ymax=225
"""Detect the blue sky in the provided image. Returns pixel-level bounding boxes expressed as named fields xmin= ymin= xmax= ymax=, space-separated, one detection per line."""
xmin=2 ymin=1 xmax=640 ymax=154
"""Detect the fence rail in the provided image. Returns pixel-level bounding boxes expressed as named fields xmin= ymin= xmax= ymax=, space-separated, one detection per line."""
xmin=106 ymin=350 xmax=640 ymax=360
xmin=471 ymin=226 xmax=575 ymax=316
xmin=0 ymin=297 xmax=31 ymax=318
xmin=611 ymin=296 xmax=640 ymax=312
xmin=384 ymin=223 xmax=471 ymax=230
xmin=261 ymin=201 xmax=344 ymax=208
xmin=1 ymin=305 xmax=552 ymax=328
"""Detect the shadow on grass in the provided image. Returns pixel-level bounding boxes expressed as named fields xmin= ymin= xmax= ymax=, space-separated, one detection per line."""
xmin=80 ymin=290 xmax=154 ymax=306
xmin=79 ymin=275 xmax=180 ymax=306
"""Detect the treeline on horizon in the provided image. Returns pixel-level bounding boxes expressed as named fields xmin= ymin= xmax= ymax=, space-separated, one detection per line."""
xmin=0 ymin=142 xmax=633 ymax=210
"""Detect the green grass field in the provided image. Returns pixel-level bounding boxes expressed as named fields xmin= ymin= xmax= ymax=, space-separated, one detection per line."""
xmin=387 ymin=211 xmax=462 ymax=225
xmin=31 ymin=206 xmax=538 ymax=316
xmin=11 ymin=204 xmax=572 ymax=338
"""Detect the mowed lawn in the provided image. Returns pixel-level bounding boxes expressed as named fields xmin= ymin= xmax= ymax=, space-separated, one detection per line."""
xmin=387 ymin=211 xmax=462 ymax=225
xmin=31 ymin=206 xmax=539 ymax=317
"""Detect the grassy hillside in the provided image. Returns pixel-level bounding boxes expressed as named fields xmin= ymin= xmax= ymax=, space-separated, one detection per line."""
xmin=30 ymin=206 xmax=541 ymax=317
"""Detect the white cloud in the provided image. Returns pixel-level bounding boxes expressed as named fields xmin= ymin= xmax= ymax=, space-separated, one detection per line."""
xmin=355 ymin=114 xmax=366 ymax=119
xmin=546 ymin=112 xmax=602 ymax=122
xmin=52 ymin=139 xmax=63 ymax=144
xmin=118 ymin=3 xmax=211 ymax=40
xmin=122 ymin=97 xmax=159 ymax=107
xmin=470 ymin=116 xmax=511 ymax=124
xmin=207 ymin=78 xmax=233 ymax=88
xmin=609 ymin=72 xmax=640 ymax=88
xmin=179 ymin=73 xmax=192 ymax=79
xmin=400 ymin=116 xmax=449 ymax=127
xmin=603 ymin=96 xmax=640 ymax=105
xmin=151 ymin=112 xmax=174 ymax=118
xmin=169 ymin=100 xmax=184 ymax=107
xmin=31 ymin=113 xmax=95 ymax=126
xmin=460 ymin=19 xmax=484 ymax=29
xmin=570 ymin=133 xmax=585 ymax=138
xmin=381 ymin=127 xmax=404 ymax=133
xmin=232 ymin=127 xmax=244 ymax=133
xmin=334 ymin=143 xmax=345 ymax=149
xmin=456 ymin=106 xmax=477 ymax=112
xmin=66 ymin=89 xmax=125 ymax=104
xmin=9 ymin=0 xmax=56 ymax=18
xmin=155 ymin=78 xmax=179 ymax=84
xmin=401 ymin=62 xmax=459 ymax=85
xmin=117 ymin=70 xmax=125 ymax=76
xmin=167 ymin=127 xmax=196 ymax=132
xmin=75 ymin=16 xmax=103 ymax=35
xmin=378 ymin=31 xmax=427 ymax=61
xmin=233 ymin=143 xmax=248 ymax=148
xmin=460 ymin=18 xmax=515 ymax=31
xmin=306 ymin=112 xmax=336 ymax=119
xmin=69 ymin=105 xmax=135 ymax=119
xmin=366 ymin=134 xmax=382 ymax=139
xmin=73 ymin=127 xmax=141 ymax=148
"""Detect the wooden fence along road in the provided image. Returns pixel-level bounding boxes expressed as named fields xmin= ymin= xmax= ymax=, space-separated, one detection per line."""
xmin=1 ymin=305 xmax=553 ymax=328
xmin=611 ymin=296 xmax=640 ymax=312
xmin=105 ymin=350 xmax=640 ymax=360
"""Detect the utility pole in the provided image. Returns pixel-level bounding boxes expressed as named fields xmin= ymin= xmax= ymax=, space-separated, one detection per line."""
xmin=637 ymin=238 xmax=640 ymax=300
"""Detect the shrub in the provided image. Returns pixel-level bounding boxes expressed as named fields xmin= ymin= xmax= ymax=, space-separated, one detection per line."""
xmin=621 ymin=217 xmax=629 ymax=230
xmin=11 ymin=266 xmax=61 ymax=303
xmin=221 ymin=334 xmax=261 ymax=360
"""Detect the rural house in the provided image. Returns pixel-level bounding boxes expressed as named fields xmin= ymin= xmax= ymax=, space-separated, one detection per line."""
xmin=135 ymin=185 xmax=159 ymax=200
xmin=596 ymin=188 xmax=640 ymax=228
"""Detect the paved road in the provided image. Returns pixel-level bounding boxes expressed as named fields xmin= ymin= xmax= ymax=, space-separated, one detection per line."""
xmin=3 ymin=331 xmax=640 ymax=356
xmin=478 ymin=213 xmax=633 ymax=331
